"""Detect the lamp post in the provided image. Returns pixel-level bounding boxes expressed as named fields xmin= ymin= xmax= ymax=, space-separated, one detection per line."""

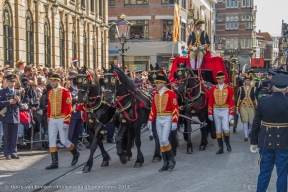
xmin=115 ymin=13 xmax=131 ymax=71
xmin=51 ymin=1 xmax=59 ymax=14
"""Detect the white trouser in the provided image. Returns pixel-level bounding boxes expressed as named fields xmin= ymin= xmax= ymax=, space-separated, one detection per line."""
xmin=48 ymin=118 xmax=72 ymax=148
xmin=243 ymin=123 xmax=248 ymax=138
xmin=156 ymin=115 xmax=172 ymax=147
xmin=213 ymin=108 xmax=230 ymax=134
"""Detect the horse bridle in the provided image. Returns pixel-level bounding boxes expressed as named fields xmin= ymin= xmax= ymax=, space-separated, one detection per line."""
xmin=102 ymin=72 xmax=122 ymax=104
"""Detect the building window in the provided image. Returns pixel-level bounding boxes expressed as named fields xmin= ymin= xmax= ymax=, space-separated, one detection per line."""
xmin=181 ymin=0 xmax=186 ymax=9
xmin=72 ymin=29 xmax=77 ymax=60
xmin=129 ymin=20 xmax=148 ymax=39
xmin=3 ymin=4 xmax=13 ymax=67
xmin=181 ymin=23 xmax=186 ymax=42
xmin=93 ymin=36 xmax=97 ymax=69
xmin=59 ymin=23 xmax=65 ymax=68
xmin=83 ymin=32 xmax=87 ymax=65
xmin=226 ymin=0 xmax=238 ymax=8
xmin=163 ymin=20 xmax=173 ymax=41
xmin=242 ymin=0 xmax=251 ymax=8
xmin=26 ymin=12 xmax=34 ymax=65
xmin=44 ymin=20 xmax=51 ymax=68
xmin=90 ymin=0 xmax=94 ymax=12
xmin=225 ymin=39 xmax=238 ymax=49
xmin=161 ymin=0 xmax=177 ymax=4
xmin=99 ymin=0 xmax=103 ymax=18
xmin=226 ymin=16 xmax=238 ymax=30
xmin=108 ymin=0 xmax=115 ymax=6
xmin=240 ymin=38 xmax=252 ymax=49
xmin=218 ymin=0 xmax=223 ymax=2
xmin=218 ymin=16 xmax=223 ymax=22
xmin=81 ymin=0 xmax=85 ymax=7
xmin=125 ymin=0 xmax=149 ymax=5
xmin=245 ymin=22 xmax=253 ymax=29
xmin=108 ymin=21 xmax=116 ymax=41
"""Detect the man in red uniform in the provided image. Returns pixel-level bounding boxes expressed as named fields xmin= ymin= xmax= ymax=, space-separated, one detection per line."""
xmin=45 ymin=74 xmax=80 ymax=170
xmin=208 ymin=71 xmax=235 ymax=154
xmin=148 ymin=74 xmax=179 ymax=172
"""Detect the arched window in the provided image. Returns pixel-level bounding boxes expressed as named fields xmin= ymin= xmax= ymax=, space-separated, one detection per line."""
xmin=3 ymin=4 xmax=13 ymax=67
xmin=44 ymin=20 xmax=51 ymax=67
xmin=83 ymin=31 xmax=87 ymax=65
xmin=72 ymin=29 xmax=77 ymax=61
xmin=59 ymin=23 xmax=65 ymax=67
xmin=93 ymin=36 xmax=96 ymax=69
xmin=26 ymin=11 xmax=34 ymax=65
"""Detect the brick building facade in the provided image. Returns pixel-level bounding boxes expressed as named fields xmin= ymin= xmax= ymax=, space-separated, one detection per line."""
xmin=215 ymin=0 xmax=256 ymax=68
xmin=108 ymin=0 xmax=217 ymax=71
xmin=0 ymin=0 xmax=108 ymax=69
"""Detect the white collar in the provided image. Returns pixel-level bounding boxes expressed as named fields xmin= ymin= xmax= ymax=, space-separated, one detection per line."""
xmin=218 ymin=84 xmax=224 ymax=90
xmin=158 ymin=86 xmax=166 ymax=96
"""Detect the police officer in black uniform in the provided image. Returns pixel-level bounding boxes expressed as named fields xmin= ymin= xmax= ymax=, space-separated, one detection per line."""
xmin=134 ymin=70 xmax=143 ymax=88
xmin=250 ymin=74 xmax=288 ymax=192
xmin=0 ymin=74 xmax=22 ymax=159
xmin=267 ymin=69 xmax=277 ymax=95
xmin=68 ymin=71 xmax=83 ymax=151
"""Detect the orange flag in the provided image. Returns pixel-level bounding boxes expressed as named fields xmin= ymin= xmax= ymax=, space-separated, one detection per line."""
xmin=173 ymin=3 xmax=180 ymax=44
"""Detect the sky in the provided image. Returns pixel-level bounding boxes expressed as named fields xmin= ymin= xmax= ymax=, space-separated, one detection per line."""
xmin=255 ymin=0 xmax=288 ymax=36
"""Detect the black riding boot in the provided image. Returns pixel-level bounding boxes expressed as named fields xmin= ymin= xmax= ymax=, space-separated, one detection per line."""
xmin=225 ymin=135 xmax=232 ymax=152
xmin=70 ymin=147 xmax=80 ymax=166
xmin=216 ymin=138 xmax=224 ymax=154
xmin=45 ymin=152 xmax=59 ymax=170
xmin=166 ymin=150 xmax=176 ymax=171
xmin=159 ymin=152 xmax=169 ymax=172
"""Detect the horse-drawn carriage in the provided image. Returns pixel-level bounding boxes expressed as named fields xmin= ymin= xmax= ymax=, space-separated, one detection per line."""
xmin=75 ymin=51 xmax=239 ymax=172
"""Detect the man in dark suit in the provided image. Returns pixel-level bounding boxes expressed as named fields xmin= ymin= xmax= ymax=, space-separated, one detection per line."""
xmin=68 ymin=71 xmax=83 ymax=151
xmin=134 ymin=70 xmax=143 ymax=88
xmin=0 ymin=74 xmax=21 ymax=159
xmin=250 ymin=74 xmax=288 ymax=192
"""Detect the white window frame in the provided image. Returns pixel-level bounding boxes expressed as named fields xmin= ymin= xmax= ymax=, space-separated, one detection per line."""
xmin=218 ymin=16 xmax=223 ymax=22
xmin=242 ymin=0 xmax=251 ymax=8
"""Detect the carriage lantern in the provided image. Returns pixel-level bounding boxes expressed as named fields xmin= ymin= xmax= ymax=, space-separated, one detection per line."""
xmin=115 ymin=14 xmax=131 ymax=44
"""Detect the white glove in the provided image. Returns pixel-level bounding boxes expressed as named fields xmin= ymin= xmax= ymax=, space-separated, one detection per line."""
xmin=171 ymin=123 xmax=177 ymax=131
xmin=229 ymin=115 xmax=234 ymax=121
xmin=198 ymin=45 xmax=204 ymax=50
xmin=192 ymin=46 xmax=197 ymax=51
xmin=63 ymin=124 xmax=69 ymax=129
xmin=208 ymin=115 xmax=213 ymax=121
xmin=147 ymin=121 xmax=152 ymax=132
xmin=250 ymin=145 xmax=258 ymax=153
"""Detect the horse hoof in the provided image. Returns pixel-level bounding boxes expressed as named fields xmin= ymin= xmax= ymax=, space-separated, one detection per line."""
xmin=133 ymin=163 xmax=142 ymax=168
xmin=199 ymin=146 xmax=206 ymax=151
xmin=101 ymin=161 xmax=109 ymax=167
xmin=120 ymin=155 xmax=128 ymax=164
xmin=152 ymin=157 xmax=161 ymax=163
xmin=149 ymin=135 xmax=153 ymax=140
xmin=82 ymin=166 xmax=91 ymax=173
xmin=187 ymin=147 xmax=193 ymax=154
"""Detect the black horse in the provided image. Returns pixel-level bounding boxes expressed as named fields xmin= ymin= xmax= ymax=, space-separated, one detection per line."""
xmin=148 ymin=63 xmax=179 ymax=157
xmin=102 ymin=64 xmax=151 ymax=167
xmin=76 ymin=66 xmax=115 ymax=173
xmin=174 ymin=62 xmax=216 ymax=153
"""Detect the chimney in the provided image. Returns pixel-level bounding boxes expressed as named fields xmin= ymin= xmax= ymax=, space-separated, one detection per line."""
xmin=258 ymin=30 xmax=261 ymax=33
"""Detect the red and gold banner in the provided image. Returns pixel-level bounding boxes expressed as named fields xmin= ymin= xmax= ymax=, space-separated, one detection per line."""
xmin=173 ymin=3 xmax=180 ymax=44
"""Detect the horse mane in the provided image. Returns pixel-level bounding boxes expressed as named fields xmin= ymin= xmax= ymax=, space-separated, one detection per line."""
xmin=87 ymin=68 xmax=100 ymax=88
xmin=114 ymin=67 xmax=137 ymax=92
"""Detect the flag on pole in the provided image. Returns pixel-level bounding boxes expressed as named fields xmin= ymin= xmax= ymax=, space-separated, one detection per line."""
xmin=173 ymin=3 xmax=180 ymax=45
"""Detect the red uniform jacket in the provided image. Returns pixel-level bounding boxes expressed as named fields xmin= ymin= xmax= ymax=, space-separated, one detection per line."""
xmin=148 ymin=88 xmax=179 ymax=123
xmin=47 ymin=87 xmax=72 ymax=124
xmin=208 ymin=84 xmax=235 ymax=116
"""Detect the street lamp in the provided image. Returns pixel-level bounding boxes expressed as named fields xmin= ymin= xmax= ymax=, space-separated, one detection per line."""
xmin=115 ymin=13 xmax=131 ymax=71
xmin=51 ymin=1 xmax=59 ymax=14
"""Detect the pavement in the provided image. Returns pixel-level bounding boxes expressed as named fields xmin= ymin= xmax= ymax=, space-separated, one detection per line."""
xmin=0 ymin=121 xmax=278 ymax=192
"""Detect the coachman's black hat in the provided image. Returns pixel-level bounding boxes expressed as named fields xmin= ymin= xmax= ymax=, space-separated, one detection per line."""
xmin=244 ymin=73 xmax=252 ymax=80
xmin=194 ymin=19 xmax=205 ymax=25
xmin=5 ymin=74 xmax=17 ymax=82
xmin=271 ymin=74 xmax=288 ymax=89
xmin=247 ymin=69 xmax=254 ymax=74
xmin=216 ymin=71 xmax=225 ymax=79
xmin=155 ymin=74 xmax=166 ymax=83
xmin=50 ymin=73 xmax=62 ymax=81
